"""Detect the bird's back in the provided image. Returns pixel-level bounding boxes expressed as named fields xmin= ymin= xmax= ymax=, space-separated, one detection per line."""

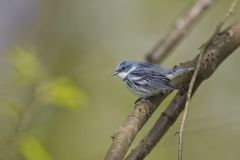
xmin=131 ymin=61 xmax=173 ymax=75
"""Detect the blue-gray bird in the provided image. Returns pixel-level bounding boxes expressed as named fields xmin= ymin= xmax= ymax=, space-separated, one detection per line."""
xmin=112 ymin=61 xmax=194 ymax=98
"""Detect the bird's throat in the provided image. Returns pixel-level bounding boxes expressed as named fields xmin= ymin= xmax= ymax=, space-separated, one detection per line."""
xmin=118 ymin=66 xmax=136 ymax=79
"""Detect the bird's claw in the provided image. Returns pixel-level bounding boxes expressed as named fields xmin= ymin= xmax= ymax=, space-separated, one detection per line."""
xmin=134 ymin=97 xmax=151 ymax=106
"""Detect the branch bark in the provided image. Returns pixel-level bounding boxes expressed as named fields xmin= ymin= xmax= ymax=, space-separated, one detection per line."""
xmin=105 ymin=93 xmax=171 ymax=160
xmin=146 ymin=0 xmax=213 ymax=63
xmin=125 ymin=20 xmax=240 ymax=160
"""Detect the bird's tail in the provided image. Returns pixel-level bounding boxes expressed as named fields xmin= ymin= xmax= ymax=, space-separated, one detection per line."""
xmin=167 ymin=67 xmax=195 ymax=79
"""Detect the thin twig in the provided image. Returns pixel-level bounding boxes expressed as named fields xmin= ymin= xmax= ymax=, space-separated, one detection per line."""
xmin=200 ymin=0 xmax=237 ymax=49
xmin=178 ymin=1 xmax=237 ymax=160
xmin=146 ymin=0 xmax=213 ymax=63
xmin=178 ymin=50 xmax=203 ymax=160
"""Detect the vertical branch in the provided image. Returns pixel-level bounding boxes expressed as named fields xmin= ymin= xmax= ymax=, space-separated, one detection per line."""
xmin=178 ymin=51 xmax=203 ymax=160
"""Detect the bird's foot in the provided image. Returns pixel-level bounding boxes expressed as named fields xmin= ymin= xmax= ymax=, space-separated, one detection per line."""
xmin=134 ymin=97 xmax=151 ymax=106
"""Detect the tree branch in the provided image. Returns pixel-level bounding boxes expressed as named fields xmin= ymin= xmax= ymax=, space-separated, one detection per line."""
xmin=178 ymin=1 xmax=237 ymax=160
xmin=125 ymin=20 xmax=240 ymax=160
xmin=105 ymin=93 xmax=171 ymax=160
xmin=146 ymin=0 xmax=213 ymax=63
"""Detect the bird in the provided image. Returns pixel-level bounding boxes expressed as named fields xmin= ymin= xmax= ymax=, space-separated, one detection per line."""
xmin=112 ymin=60 xmax=194 ymax=101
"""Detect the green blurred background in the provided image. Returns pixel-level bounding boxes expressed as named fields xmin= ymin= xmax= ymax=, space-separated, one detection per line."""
xmin=1 ymin=0 xmax=240 ymax=160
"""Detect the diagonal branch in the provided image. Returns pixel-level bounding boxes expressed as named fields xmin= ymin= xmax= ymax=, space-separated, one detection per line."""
xmin=146 ymin=0 xmax=213 ymax=63
xmin=105 ymin=93 xmax=171 ymax=160
xmin=125 ymin=20 xmax=240 ymax=160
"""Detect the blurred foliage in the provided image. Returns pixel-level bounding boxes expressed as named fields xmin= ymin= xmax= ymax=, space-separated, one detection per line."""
xmin=10 ymin=47 xmax=46 ymax=84
xmin=40 ymin=78 xmax=87 ymax=109
xmin=10 ymin=47 xmax=87 ymax=109
xmin=4 ymin=101 xmax=22 ymax=119
xmin=3 ymin=46 xmax=87 ymax=159
xmin=20 ymin=136 xmax=53 ymax=160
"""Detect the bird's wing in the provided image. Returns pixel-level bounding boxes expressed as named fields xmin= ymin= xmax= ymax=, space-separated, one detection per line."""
xmin=129 ymin=68 xmax=176 ymax=89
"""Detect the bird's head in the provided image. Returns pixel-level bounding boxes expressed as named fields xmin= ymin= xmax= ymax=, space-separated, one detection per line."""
xmin=112 ymin=61 xmax=136 ymax=79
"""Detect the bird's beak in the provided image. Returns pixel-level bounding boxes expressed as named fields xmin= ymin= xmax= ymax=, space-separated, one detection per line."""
xmin=112 ymin=70 xmax=118 ymax=76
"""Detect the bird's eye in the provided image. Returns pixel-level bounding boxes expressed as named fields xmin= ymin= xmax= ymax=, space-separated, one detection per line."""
xmin=122 ymin=67 xmax=125 ymax=70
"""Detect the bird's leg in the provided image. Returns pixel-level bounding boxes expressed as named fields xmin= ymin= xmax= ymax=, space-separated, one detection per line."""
xmin=134 ymin=96 xmax=151 ymax=106
xmin=134 ymin=97 xmax=142 ymax=105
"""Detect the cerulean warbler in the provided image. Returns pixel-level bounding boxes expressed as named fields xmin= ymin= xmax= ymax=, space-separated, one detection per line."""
xmin=113 ymin=61 xmax=194 ymax=98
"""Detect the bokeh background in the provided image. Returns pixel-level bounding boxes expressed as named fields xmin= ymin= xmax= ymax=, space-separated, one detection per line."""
xmin=0 ymin=0 xmax=240 ymax=160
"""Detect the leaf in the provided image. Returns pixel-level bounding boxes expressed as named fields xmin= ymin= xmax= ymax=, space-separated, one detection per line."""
xmin=40 ymin=78 xmax=87 ymax=109
xmin=10 ymin=47 xmax=45 ymax=83
xmin=20 ymin=136 xmax=53 ymax=160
